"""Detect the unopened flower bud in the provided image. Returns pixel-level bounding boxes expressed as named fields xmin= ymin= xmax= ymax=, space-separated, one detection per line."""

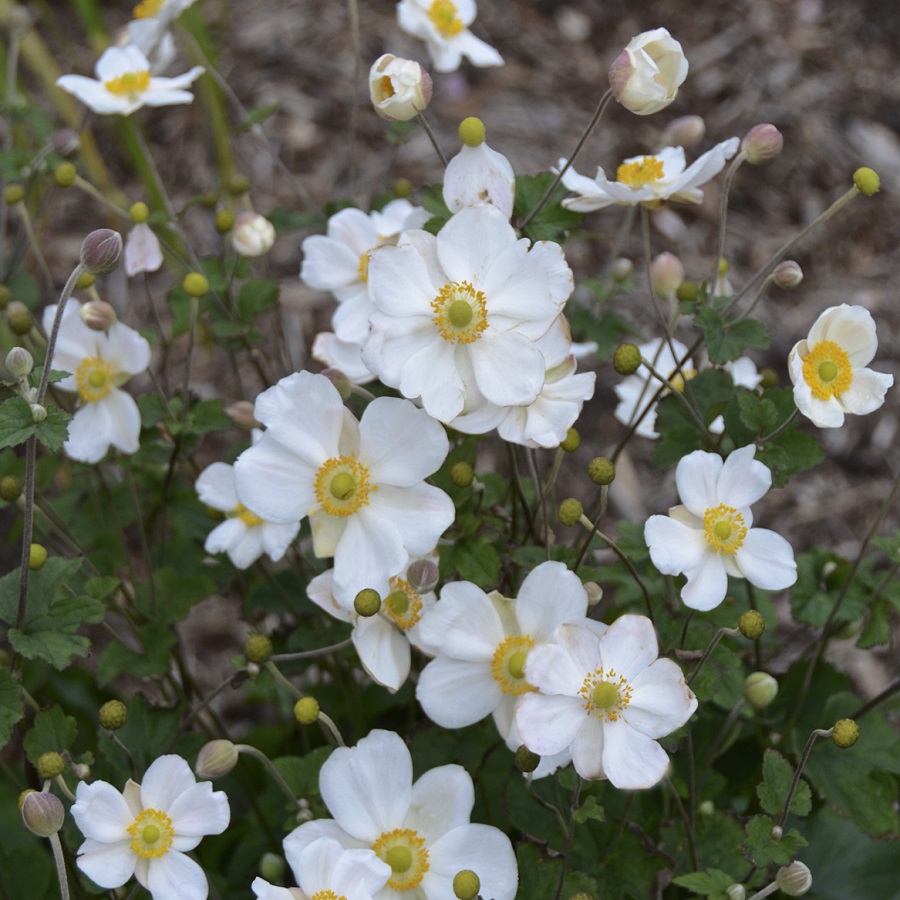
xmin=771 ymin=824 xmax=783 ymax=840
xmin=30 ymin=404 xmax=46 ymax=423
xmin=650 ymin=251 xmax=684 ymax=296
xmin=588 ymin=456 xmax=615 ymax=486
xmin=319 ymin=367 xmax=353 ymax=401
xmin=51 ymin=128 xmax=81 ymax=157
xmin=232 ymin=211 xmax=276 ymax=257
xmin=355 ymin=588 xmax=381 ymax=617
xmin=609 ymin=28 xmax=688 ymax=116
xmin=853 ymin=167 xmax=880 ymax=196
xmin=741 ymin=124 xmax=783 ymax=164
xmin=79 ymin=299 xmax=117 ymax=331
xmin=183 ymin=272 xmax=209 ymax=297
xmin=744 ymin=671 xmax=778 ymax=708
xmin=773 ymin=260 xmax=803 ymax=288
xmin=660 ymin=115 xmax=705 ymax=151
xmin=244 ymin=633 xmax=273 ymax=664
xmin=394 ymin=177 xmax=413 ymax=199
xmin=406 ymin=558 xmax=439 ymax=594
xmin=760 ymin=367 xmax=778 ymax=389
xmin=725 ymin=885 xmax=746 ymax=900
xmin=560 ymin=427 xmax=580 ymax=452
xmin=36 ymin=751 xmax=65 ymax=780
xmin=6 ymin=346 xmax=33 ymax=377
xmin=739 ymin=609 xmax=766 ymax=640
xmin=698 ymin=800 xmax=714 ymax=816
xmin=21 ymin=790 xmax=65 ymax=837
xmin=80 ymin=228 xmax=122 ymax=275
xmin=776 ymin=862 xmax=812 ymax=896
xmin=369 ymin=53 xmax=433 ymax=122
xmin=72 ymin=762 xmax=91 ymax=780
xmin=584 ymin=581 xmax=603 ymax=607
xmin=53 ymin=162 xmax=76 ymax=188
xmin=4 ymin=183 xmax=24 ymax=204
xmin=0 ymin=284 xmax=10 ymax=308
xmin=558 ymin=498 xmax=583 ymax=527
xmin=515 ymin=745 xmax=540 ymax=773
xmin=259 ymin=852 xmax=287 ymax=884
xmin=225 ymin=400 xmax=260 ymax=432
xmin=99 ymin=699 xmax=128 ymax=730
xmin=613 ymin=343 xmax=641 ymax=376
xmin=611 ymin=257 xmax=634 ymax=282
xmin=3 ymin=6 xmax=33 ymax=37
xmin=832 ymin=718 xmax=859 ymax=748
xmin=294 ymin=696 xmax=320 ymax=725
xmin=0 ymin=475 xmax=22 ymax=502
xmin=215 ymin=209 xmax=235 ymax=233
xmin=452 ymin=869 xmax=480 ymax=900
xmin=129 ymin=201 xmax=150 ymax=224
xmin=458 ymin=116 xmax=485 ymax=148
xmin=7 ymin=301 xmax=33 ymax=334
xmin=195 ymin=739 xmax=239 ymax=779
xmin=676 ymin=280 xmax=699 ymax=303
xmin=28 ymin=543 xmax=47 ymax=570
xmin=450 ymin=461 xmax=474 ymax=487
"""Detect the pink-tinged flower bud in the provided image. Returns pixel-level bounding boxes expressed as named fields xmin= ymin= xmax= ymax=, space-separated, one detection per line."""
xmin=773 ymin=260 xmax=803 ymax=288
xmin=741 ymin=124 xmax=783 ymax=164
xmin=369 ymin=53 xmax=432 ymax=122
xmin=776 ymin=862 xmax=813 ymax=896
xmin=79 ymin=299 xmax=117 ymax=331
xmin=406 ymin=558 xmax=439 ymax=593
xmin=584 ymin=581 xmax=603 ymax=606
xmin=195 ymin=739 xmax=239 ymax=779
xmin=51 ymin=128 xmax=81 ymax=157
xmin=226 ymin=400 xmax=260 ymax=432
xmin=609 ymin=28 xmax=688 ymax=116
xmin=80 ymin=228 xmax=122 ymax=275
xmin=21 ymin=791 xmax=65 ymax=837
xmin=232 ymin=211 xmax=276 ymax=257
xmin=650 ymin=251 xmax=684 ymax=296
xmin=660 ymin=115 xmax=705 ymax=150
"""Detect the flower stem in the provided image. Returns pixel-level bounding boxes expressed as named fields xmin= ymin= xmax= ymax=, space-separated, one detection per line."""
xmin=775 ymin=727 xmax=832 ymax=830
xmin=416 ymin=112 xmax=448 ymax=167
xmin=687 ymin=627 xmax=740 ymax=688
xmin=709 ymin=152 xmax=746 ymax=298
xmin=234 ymin=744 xmax=305 ymax=810
xmin=553 ymin=776 xmax=582 ymax=900
xmin=48 ymin=834 xmax=71 ymax=900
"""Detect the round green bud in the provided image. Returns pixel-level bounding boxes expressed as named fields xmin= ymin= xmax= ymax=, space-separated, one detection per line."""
xmin=759 ymin=367 xmax=778 ymax=389
xmin=36 ymin=751 xmax=65 ymax=780
xmin=75 ymin=272 xmax=95 ymax=290
xmin=0 ymin=284 xmax=10 ymax=308
xmin=30 ymin=403 xmax=46 ymax=423
xmin=354 ymin=588 xmax=382 ymax=617
xmin=558 ymin=498 xmax=584 ymax=527
xmin=28 ymin=543 xmax=47 ymax=570
xmin=99 ymin=699 xmax=128 ymax=730
xmin=452 ymin=869 xmax=481 ymax=900
xmin=610 ymin=257 xmax=633 ymax=282
xmin=776 ymin=861 xmax=812 ymax=896
xmin=698 ymin=800 xmax=715 ymax=816
xmin=612 ymin=342 xmax=641 ymax=376
xmin=853 ymin=167 xmax=880 ymax=197
xmin=0 ymin=474 xmax=22 ymax=502
xmin=725 ymin=885 xmax=746 ymax=900
xmin=53 ymin=162 xmax=76 ymax=188
xmin=832 ymin=718 xmax=859 ymax=748
xmin=183 ymin=272 xmax=210 ymax=297
xmin=717 ymin=257 xmax=730 ymax=276
xmin=294 ymin=696 xmax=320 ymax=725
xmin=7 ymin=301 xmax=33 ymax=334
xmin=4 ymin=183 xmax=24 ymax=204
xmin=244 ymin=633 xmax=273 ymax=664
xmin=588 ymin=456 xmax=615 ymax=486
xmin=450 ymin=461 xmax=474 ymax=487
xmin=21 ymin=790 xmax=65 ymax=837
xmin=195 ymin=739 xmax=239 ymax=779
xmin=258 ymin=852 xmax=287 ymax=884
xmin=560 ymin=427 xmax=580 ymax=453
xmin=770 ymin=824 xmax=783 ymax=840
xmin=394 ymin=177 xmax=413 ymax=199
xmin=458 ymin=116 xmax=485 ymax=147
xmin=738 ymin=609 xmax=766 ymax=640
xmin=6 ymin=346 xmax=33 ymax=378
xmin=744 ymin=671 xmax=778 ymax=709
xmin=227 ymin=173 xmax=251 ymax=196
xmin=515 ymin=744 xmax=540 ymax=774
xmin=215 ymin=209 xmax=235 ymax=233
xmin=129 ymin=201 xmax=150 ymax=224
xmin=675 ymin=280 xmax=699 ymax=303
xmin=80 ymin=228 xmax=122 ymax=275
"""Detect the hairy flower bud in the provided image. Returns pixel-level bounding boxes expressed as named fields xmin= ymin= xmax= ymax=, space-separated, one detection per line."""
xmin=832 ymin=718 xmax=860 ymax=748
xmin=660 ymin=115 xmax=705 ymax=151
xmin=369 ymin=53 xmax=432 ymax=122
xmin=776 ymin=862 xmax=813 ymax=896
xmin=613 ymin=342 xmax=642 ymax=376
xmin=406 ymin=558 xmax=439 ymax=593
xmin=21 ymin=790 xmax=65 ymax=837
xmin=195 ymin=739 xmax=239 ymax=779
xmin=725 ymin=885 xmax=746 ymax=900
xmin=610 ymin=257 xmax=634 ymax=282
xmin=7 ymin=301 xmax=33 ymax=334
xmin=99 ymin=699 xmax=128 ymax=730
xmin=650 ymin=251 xmax=684 ymax=296
xmin=609 ymin=28 xmax=688 ymax=116
xmin=741 ymin=124 xmax=783 ymax=164
xmin=30 ymin=403 xmax=46 ymax=423
xmin=293 ymin=696 xmax=320 ymax=725
xmin=738 ymin=609 xmax=766 ymax=640
xmin=773 ymin=260 xmax=803 ymax=289
xmin=232 ymin=211 xmax=276 ymax=257
xmin=744 ymin=671 xmax=778 ymax=708
xmin=51 ymin=128 xmax=81 ymax=157
xmin=80 ymin=228 xmax=123 ymax=275
xmin=558 ymin=498 xmax=583 ymax=527
xmin=79 ymin=299 xmax=117 ymax=331
xmin=6 ymin=346 xmax=33 ymax=378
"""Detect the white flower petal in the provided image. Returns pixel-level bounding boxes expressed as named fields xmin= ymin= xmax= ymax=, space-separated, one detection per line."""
xmin=626 ymin=658 xmax=697 ymax=738
xmin=515 ymin=561 xmax=589 ymax=640
xmin=424 ymin=824 xmax=517 ymax=900
xmin=515 ymin=692 xmax=587 ymax=756
xmin=680 ymin=554 xmax=729 ymax=611
xmin=675 ymin=449 xmax=724 ymax=517
xmin=840 ymin=367 xmax=893 ymax=416
xmin=145 ymin=850 xmax=209 ymax=900
xmin=195 ymin=462 xmax=238 ymax=511
xmin=75 ymin=838 xmax=136 ymax=889
xmin=407 ymin=764 xmax=475 ymax=839
xmin=140 ymin=755 xmax=199 ymax=812
xmin=71 ymin=781 xmax=132 ymax=843
xmin=600 ymin=720 xmax=670 ymax=789
xmin=417 ymin=655 xmax=501 ymax=727
xmin=597 ymin=615 xmax=659 ymax=682
xmin=352 ymin=615 xmax=411 ymax=691
xmin=644 ymin=513 xmax=707 ymax=576
xmin=716 ymin=444 xmax=771 ymax=509
xmin=736 ymin=528 xmax=797 ymax=591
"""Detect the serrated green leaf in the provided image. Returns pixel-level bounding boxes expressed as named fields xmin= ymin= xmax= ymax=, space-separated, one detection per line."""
xmin=440 ymin=537 xmax=501 ymax=587
xmin=0 ymin=396 xmax=37 ymax=449
xmin=0 ymin=669 xmax=24 ymax=751
xmin=857 ymin=596 xmax=892 ymax=648
xmin=696 ymin=309 xmax=771 ymax=364
xmin=737 ymin=392 xmax=778 ymax=432
xmin=573 ymin=794 xmax=605 ymax=824
xmin=32 ymin=405 xmax=71 ymax=451
xmin=758 ymin=428 xmax=824 ymax=487
xmin=84 ymin=576 xmax=120 ymax=600
xmin=22 ymin=705 xmax=77 ymax=764
xmin=514 ymin=173 xmax=583 ymax=243
xmin=742 ymin=815 xmax=807 ymax=866
xmin=96 ymin=622 xmax=177 ymax=685
xmin=97 ymin=693 xmax=182 ymax=774
xmin=273 ymin=747 xmax=332 ymax=799
xmin=236 ymin=279 xmax=279 ymax=320
xmin=673 ymin=869 xmax=738 ymax=897
xmin=757 ymin=750 xmax=812 ymax=817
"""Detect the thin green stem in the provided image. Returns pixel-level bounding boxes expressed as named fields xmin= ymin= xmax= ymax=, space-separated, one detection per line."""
xmin=688 ymin=627 xmax=740 ymax=688
xmin=49 ymin=834 xmax=71 ymax=900
xmin=416 ymin=112 xmax=448 ymax=167
xmin=269 ymin=638 xmax=353 ymax=662
xmin=234 ymin=744 xmax=304 ymax=809
xmin=709 ymin=153 xmax=746 ymax=296
xmin=664 ymin=774 xmax=698 ymax=870
xmin=776 ymin=727 xmax=832 ymax=830
xmin=553 ymin=776 xmax=582 ymax=900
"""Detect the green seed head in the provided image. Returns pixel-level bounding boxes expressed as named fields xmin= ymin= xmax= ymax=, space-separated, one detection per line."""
xmin=613 ymin=342 xmax=641 ymax=376
xmin=558 ymin=498 xmax=584 ymax=527
xmin=560 ymin=427 xmax=581 ymax=452
xmin=450 ymin=461 xmax=474 ymax=487
xmin=294 ymin=696 xmax=320 ymax=725
xmin=215 ymin=209 xmax=235 ymax=233
xmin=853 ymin=166 xmax=880 ymax=197
xmin=28 ymin=544 xmax=47 ymax=570
xmin=129 ymin=201 xmax=150 ymax=224
xmin=4 ymin=183 xmax=24 ymax=204
xmin=0 ymin=475 xmax=23 ymax=502
xmin=244 ymin=633 xmax=273 ymax=664
xmin=452 ymin=869 xmax=481 ymax=900
xmin=515 ymin=744 xmax=540 ymax=773
xmin=54 ymin=162 xmax=77 ymax=188
xmin=458 ymin=116 xmax=486 ymax=147
xmin=676 ymin=279 xmax=699 ymax=303
xmin=99 ymin=699 xmax=128 ymax=730
xmin=36 ymin=751 xmax=65 ymax=780
xmin=832 ymin=718 xmax=859 ymax=749
xmin=355 ymin=588 xmax=382 ymax=617
xmin=7 ymin=301 xmax=34 ymax=335
xmin=183 ymin=272 xmax=210 ymax=297
xmin=739 ymin=610 xmax=766 ymax=640
xmin=588 ymin=456 xmax=615 ymax=486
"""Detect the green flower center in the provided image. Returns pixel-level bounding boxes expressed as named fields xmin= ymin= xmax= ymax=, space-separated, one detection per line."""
xmin=703 ymin=504 xmax=747 ymax=555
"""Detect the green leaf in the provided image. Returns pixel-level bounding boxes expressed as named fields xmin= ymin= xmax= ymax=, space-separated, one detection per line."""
xmin=742 ymin=815 xmax=807 ymax=866
xmin=237 ymin=100 xmax=280 ymax=130
xmin=98 ymin=693 xmax=182 ymax=774
xmin=236 ymin=279 xmax=279 ymax=320
xmin=32 ymin=405 xmax=71 ymax=452
xmin=0 ymin=396 xmax=37 ymax=449
xmin=22 ymin=705 xmax=77 ymax=764
xmin=96 ymin=622 xmax=177 ymax=685
xmin=418 ymin=184 xmax=450 ymax=235
xmin=573 ymin=794 xmax=605 ymax=824
xmin=134 ymin=566 xmax=216 ymax=623
xmin=737 ymin=392 xmax=778 ymax=433
xmin=440 ymin=536 xmax=501 ymax=587
xmin=673 ymin=869 xmax=738 ymax=898
xmin=695 ymin=308 xmax=771 ymax=364
xmin=756 ymin=750 xmax=812 ymax=817
xmin=758 ymin=428 xmax=824 ymax=488
xmin=857 ymin=596 xmax=893 ymax=648
xmin=0 ymin=669 xmax=24 ymax=751
xmin=273 ymin=747 xmax=332 ymax=799
xmin=268 ymin=208 xmax=323 ymax=233
xmin=514 ymin=172 xmax=583 ymax=243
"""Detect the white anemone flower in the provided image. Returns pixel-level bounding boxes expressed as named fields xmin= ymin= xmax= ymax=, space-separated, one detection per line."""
xmin=788 ymin=304 xmax=893 ymax=428
xmin=43 ymin=299 xmax=151 ymax=463
xmin=307 ymin=555 xmax=438 ymax=692
xmin=126 ymin=0 xmax=197 ymax=64
xmin=70 ymin=754 xmax=230 ymax=900
xmin=443 ymin=138 xmax=516 ymax=220
xmin=416 ymin=562 xmax=604 ymax=769
xmin=644 ymin=445 xmax=797 ymax=610
xmin=397 ymin=0 xmax=503 ymax=72
xmin=608 ymin=28 xmax=688 ymax=116
xmin=233 ymin=371 xmax=454 ymax=605
xmin=301 ymin=200 xmax=431 ymax=344
xmin=516 ymin=617 xmax=697 ymax=788
xmin=124 ymin=222 xmax=163 ymax=276
xmin=252 ymin=836 xmax=390 ymax=900
xmin=364 ymin=204 xmax=573 ymax=423
xmin=312 ymin=332 xmax=377 ymax=385
xmin=57 ymin=45 xmax=203 ymax=116
xmin=284 ymin=730 xmax=518 ymax=900
xmin=559 ymin=138 xmax=739 ymax=212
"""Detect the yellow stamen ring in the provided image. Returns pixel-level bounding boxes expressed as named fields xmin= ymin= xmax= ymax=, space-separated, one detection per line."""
xmin=579 ymin=668 xmax=633 ymax=722
xmin=491 ymin=635 xmax=536 ymax=695
xmin=75 ymin=356 xmax=115 ymax=403
xmin=616 ymin=156 xmax=665 ymax=189
xmin=428 ymin=0 xmax=465 ymax=37
xmin=801 ymin=340 xmax=853 ymax=401
xmin=371 ymin=828 xmax=429 ymax=891
xmin=314 ymin=456 xmax=376 ymax=517
xmin=133 ymin=0 xmax=165 ymax=17
xmin=703 ymin=503 xmax=747 ymax=554
xmin=127 ymin=808 xmax=174 ymax=859
xmin=228 ymin=503 xmax=264 ymax=528
xmin=105 ymin=70 xmax=151 ymax=96
xmin=311 ymin=892 xmax=344 ymax=900
xmin=382 ymin=577 xmax=424 ymax=631
xmin=431 ymin=280 xmax=488 ymax=344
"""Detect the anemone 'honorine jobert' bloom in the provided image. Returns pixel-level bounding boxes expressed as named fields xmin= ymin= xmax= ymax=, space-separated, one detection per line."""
xmin=643 ymin=445 xmax=797 ymax=610
xmin=608 ymin=27 xmax=688 ymax=116
xmin=788 ymin=303 xmax=893 ymax=428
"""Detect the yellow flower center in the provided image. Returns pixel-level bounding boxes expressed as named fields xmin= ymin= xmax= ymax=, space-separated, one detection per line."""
xmin=371 ymin=828 xmax=429 ymax=892
xmin=75 ymin=356 xmax=115 ymax=403
xmin=127 ymin=808 xmax=174 ymax=859
xmin=431 ymin=281 xmax=488 ymax=344
xmin=616 ymin=155 xmax=665 ymax=190
xmin=228 ymin=503 xmax=264 ymax=528
xmin=491 ymin=635 xmax=536 ymax=695
xmin=311 ymin=893 xmax=344 ymax=900
xmin=668 ymin=366 xmax=697 ymax=393
xmin=703 ymin=503 xmax=747 ymax=554
xmin=104 ymin=70 xmax=151 ymax=96
xmin=801 ymin=339 xmax=853 ymax=401
xmin=133 ymin=0 xmax=165 ymax=16
xmin=358 ymin=251 xmax=370 ymax=283
xmin=313 ymin=455 xmax=376 ymax=517
xmin=579 ymin=668 xmax=633 ymax=722
xmin=428 ymin=0 xmax=465 ymax=37
xmin=379 ymin=75 xmax=395 ymax=98
xmin=382 ymin=577 xmax=424 ymax=631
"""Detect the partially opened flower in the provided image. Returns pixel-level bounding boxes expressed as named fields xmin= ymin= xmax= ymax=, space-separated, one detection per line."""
xmin=43 ymin=299 xmax=151 ymax=463
xmin=284 ymin=729 xmax=518 ymax=900
xmin=559 ymin=138 xmax=739 ymax=212
xmin=516 ymin=616 xmax=697 ymax=787
xmin=644 ymin=445 xmax=797 ymax=610
xmin=369 ymin=53 xmax=432 ymax=121
xmin=70 ymin=754 xmax=230 ymax=900
xmin=234 ymin=371 xmax=454 ymax=605
xmin=57 ymin=44 xmax=203 ymax=116
xmin=124 ymin=222 xmax=163 ymax=276
xmin=232 ymin=211 xmax=276 ymax=257
xmin=788 ymin=304 xmax=893 ymax=428
xmin=397 ymin=0 xmax=503 ymax=73
xmin=609 ymin=28 xmax=688 ymax=116
xmin=443 ymin=119 xmax=515 ymax=220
